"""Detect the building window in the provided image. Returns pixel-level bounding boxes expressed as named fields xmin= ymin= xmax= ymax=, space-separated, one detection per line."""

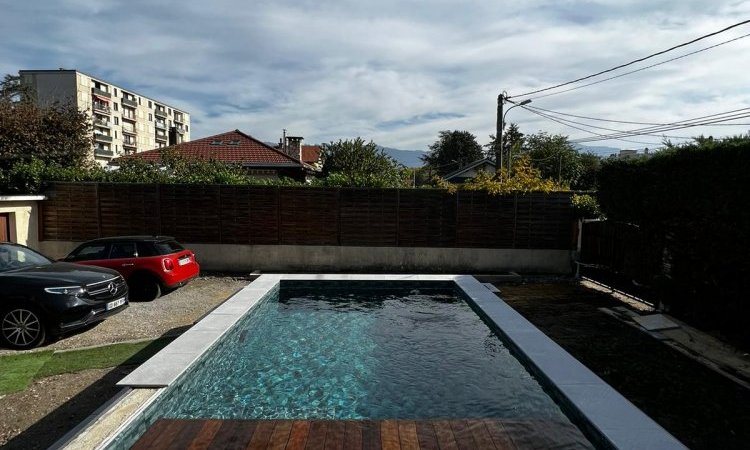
xmin=148 ymin=101 xmax=152 ymax=108
xmin=138 ymin=98 xmax=141 ymax=105
xmin=186 ymin=125 xmax=189 ymax=132
xmin=114 ymin=117 xmax=119 ymax=125
xmin=168 ymin=108 xmax=172 ymax=115
xmin=114 ymin=103 xmax=118 ymax=111
xmin=114 ymin=88 xmax=118 ymax=96
xmin=148 ymin=113 xmax=152 ymax=121
xmin=114 ymin=131 xmax=117 ymax=138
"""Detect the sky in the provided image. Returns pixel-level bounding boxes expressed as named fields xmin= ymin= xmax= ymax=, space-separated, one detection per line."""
xmin=2 ymin=0 xmax=749 ymax=153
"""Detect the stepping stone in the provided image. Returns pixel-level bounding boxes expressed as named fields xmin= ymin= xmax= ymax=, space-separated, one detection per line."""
xmin=632 ymin=314 xmax=680 ymax=331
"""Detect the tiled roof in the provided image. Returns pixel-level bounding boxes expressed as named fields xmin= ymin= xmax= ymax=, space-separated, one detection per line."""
xmin=120 ymin=130 xmax=303 ymax=166
xmin=301 ymin=145 xmax=322 ymax=164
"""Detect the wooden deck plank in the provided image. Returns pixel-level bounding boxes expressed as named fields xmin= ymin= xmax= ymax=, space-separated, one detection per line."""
xmin=415 ymin=421 xmax=439 ymax=450
xmin=206 ymin=420 xmax=256 ymax=450
xmin=324 ymin=420 xmax=346 ymax=450
xmin=305 ymin=421 xmax=328 ymax=450
xmin=133 ymin=418 xmax=580 ymax=450
xmin=131 ymin=419 xmax=175 ymax=450
xmin=245 ymin=421 xmax=274 ymax=450
xmin=286 ymin=421 xmax=312 ymax=450
xmin=344 ymin=421 xmax=363 ymax=450
xmin=398 ymin=421 xmax=419 ymax=450
xmin=361 ymin=420 xmax=382 ymax=450
xmin=433 ymin=420 xmax=459 ymax=450
xmin=267 ymin=421 xmax=293 ymax=450
xmin=449 ymin=420 xmax=476 ymax=450
xmin=380 ymin=420 xmax=401 ymax=450
xmin=482 ymin=420 xmax=517 ymax=450
xmin=187 ymin=420 xmax=223 ymax=450
xmin=466 ymin=419 xmax=496 ymax=450
xmin=165 ymin=420 xmax=205 ymax=450
xmin=149 ymin=419 xmax=191 ymax=450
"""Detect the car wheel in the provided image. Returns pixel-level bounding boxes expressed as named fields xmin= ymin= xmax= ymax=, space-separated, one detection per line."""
xmin=1 ymin=306 xmax=47 ymax=349
xmin=129 ymin=274 xmax=162 ymax=301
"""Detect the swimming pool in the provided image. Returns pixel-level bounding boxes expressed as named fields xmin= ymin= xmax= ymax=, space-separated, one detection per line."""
xmin=88 ymin=275 xmax=685 ymax=450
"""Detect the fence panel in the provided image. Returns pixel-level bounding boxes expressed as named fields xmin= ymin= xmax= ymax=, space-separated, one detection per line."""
xmin=397 ymin=190 xmax=456 ymax=247
xmin=340 ymin=189 xmax=398 ymax=246
xmin=159 ymin=185 xmax=222 ymax=243
xmin=279 ymin=188 xmax=339 ymax=245
xmin=40 ymin=183 xmax=575 ymax=250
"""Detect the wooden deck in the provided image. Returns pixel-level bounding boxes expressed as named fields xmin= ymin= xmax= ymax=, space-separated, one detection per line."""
xmin=131 ymin=418 xmax=593 ymax=449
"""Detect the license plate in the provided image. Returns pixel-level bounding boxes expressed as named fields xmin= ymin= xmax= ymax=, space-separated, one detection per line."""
xmin=106 ymin=297 xmax=126 ymax=310
xmin=178 ymin=257 xmax=191 ymax=266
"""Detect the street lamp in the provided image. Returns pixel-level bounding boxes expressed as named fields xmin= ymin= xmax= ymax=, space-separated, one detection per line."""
xmin=496 ymin=95 xmax=531 ymax=175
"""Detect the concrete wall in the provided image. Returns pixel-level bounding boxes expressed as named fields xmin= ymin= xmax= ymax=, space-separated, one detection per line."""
xmin=39 ymin=241 xmax=573 ymax=274
xmin=0 ymin=197 xmax=44 ymax=248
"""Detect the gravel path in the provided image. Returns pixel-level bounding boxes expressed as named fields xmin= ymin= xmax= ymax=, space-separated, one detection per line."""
xmin=0 ymin=274 xmax=250 ymax=355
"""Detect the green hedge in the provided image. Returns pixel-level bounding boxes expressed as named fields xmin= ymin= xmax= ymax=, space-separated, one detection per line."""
xmin=597 ymin=136 xmax=750 ymax=345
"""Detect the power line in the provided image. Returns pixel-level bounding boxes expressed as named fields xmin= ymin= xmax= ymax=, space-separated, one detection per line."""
xmin=522 ymin=106 xmax=665 ymax=145
xmin=520 ymin=104 xmax=750 ymax=144
xmin=508 ymin=19 xmax=750 ymax=99
xmin=525 ymin=104 xmax=750 ymax=127
xmin=524 ymin=106 xmax=693 ymax=139
xmin=526 ymin=32 xmax=750 ymax=101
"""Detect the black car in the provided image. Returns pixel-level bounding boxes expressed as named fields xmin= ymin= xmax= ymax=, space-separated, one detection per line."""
xmin=0 ymin=242 xmax=129 ymax=349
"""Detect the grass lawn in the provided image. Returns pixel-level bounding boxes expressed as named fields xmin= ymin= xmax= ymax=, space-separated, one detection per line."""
xmin=0 ymin=337 xmax=174 ymax=395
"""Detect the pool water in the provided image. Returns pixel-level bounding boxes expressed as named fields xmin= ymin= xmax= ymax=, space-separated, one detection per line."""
xmin=106 ymin=281 xmax=588 ymax=449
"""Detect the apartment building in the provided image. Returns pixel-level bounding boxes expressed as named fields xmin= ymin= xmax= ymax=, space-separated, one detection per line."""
xmin=19 ymin=69 xmax=191 ymax=166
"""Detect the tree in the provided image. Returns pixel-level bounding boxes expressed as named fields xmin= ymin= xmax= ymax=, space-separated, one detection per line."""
xmin=422 ymin=130 xmax=484 ymax=176
xmin=0 ymin=74 xmax=92 ymax=172
xmin=521 ymin=132 xmax=583 ymax=186
xmin=485 ymin=122 xmax=525 ymax=167
xmin=319 ymin=138 xmax=405 ymax=187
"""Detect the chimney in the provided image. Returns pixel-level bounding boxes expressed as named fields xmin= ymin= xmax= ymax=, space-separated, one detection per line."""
xmin=286 ymin=136 xmax=304 ymax=162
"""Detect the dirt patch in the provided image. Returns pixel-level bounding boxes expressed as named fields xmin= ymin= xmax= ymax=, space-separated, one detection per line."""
xmin=499 ymin=281 xmax=750 ymax=450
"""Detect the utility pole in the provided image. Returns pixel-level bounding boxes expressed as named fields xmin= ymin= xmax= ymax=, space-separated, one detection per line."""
xmin=496 ymin=93 xmax=504 ymax=177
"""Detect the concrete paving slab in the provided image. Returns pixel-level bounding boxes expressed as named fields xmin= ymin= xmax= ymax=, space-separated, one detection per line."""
xmin=632 ymin=314 xmax=680 ymax=331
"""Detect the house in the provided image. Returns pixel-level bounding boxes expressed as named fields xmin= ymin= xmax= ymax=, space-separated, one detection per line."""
xmin=274 ymin=132 xmax=323 ymax=172
xmin=114 ymin=130 xmax=310 ymax=181
xmin=443 ymin=158 xmax=497 ymax=183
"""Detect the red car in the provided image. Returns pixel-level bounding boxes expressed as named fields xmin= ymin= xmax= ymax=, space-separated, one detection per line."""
xmin=64 ymin=236 xmax=199 ymax=301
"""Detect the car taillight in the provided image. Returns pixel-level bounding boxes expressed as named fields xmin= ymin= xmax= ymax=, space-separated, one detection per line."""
xmin=162 ymin=258 xmax=174 ymax=272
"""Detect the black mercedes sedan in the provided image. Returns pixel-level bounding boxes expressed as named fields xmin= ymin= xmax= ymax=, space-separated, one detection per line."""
xmin=0 ymin=242 xmax=128 ymax=349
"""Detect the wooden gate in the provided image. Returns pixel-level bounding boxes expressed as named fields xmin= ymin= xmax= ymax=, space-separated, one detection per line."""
xmin=0 ymin=213 xmax=9 ymax=242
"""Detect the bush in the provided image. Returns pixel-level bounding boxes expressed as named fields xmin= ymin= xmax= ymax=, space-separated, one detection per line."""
xmin=571 ymin=194 xmax=603 ymax=219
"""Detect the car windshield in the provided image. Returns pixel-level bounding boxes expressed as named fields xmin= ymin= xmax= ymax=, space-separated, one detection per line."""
xmin=0 ymin=243 xmax=52 ymax=272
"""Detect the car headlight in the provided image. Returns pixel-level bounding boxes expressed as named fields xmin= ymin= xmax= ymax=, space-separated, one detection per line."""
xmin=44 ymin=286 xmax=86 ymax=296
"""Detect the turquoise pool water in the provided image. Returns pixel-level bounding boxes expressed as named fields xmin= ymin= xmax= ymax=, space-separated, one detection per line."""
xmin=107 ymin=281 xmax=582 ymax=448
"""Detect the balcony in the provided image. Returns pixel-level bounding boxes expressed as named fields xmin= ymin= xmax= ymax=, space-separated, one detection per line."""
xmin=92 ymin=103 xmax=111 ymax=114
xmin=122 ymin=109 xmax=137 ymax=121
xmin=174 ymin=125 xmax=185 ymax=134
xmin=154 ymin=109 xmax=168 ymax=119
xmin=122 ymin=97 xmax=138 ymax=108
xmin=123 ymin=139 xmax=137 ymax=148
xmin=122 ymin=127 xmax=137 ymax=136
xmin=155 ymin=134 xmax=168 ymax=142
xmin=94 ymin=133 xmax=113 ymax=143
xmin=173 ymin=114 xmax=184 ymax=124
xmin=94 ymin=118 xmax=110 ymax=128
xmin=155 ymin=121 xmax=167 ymax=130
xmin=91 ymin=87 xmax=111 ymax=98
xmin=94 ymin=148 xmax=114 ymax=158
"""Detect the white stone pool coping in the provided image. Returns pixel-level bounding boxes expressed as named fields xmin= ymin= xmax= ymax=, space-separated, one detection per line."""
xmin=115 ymin=274 xmax=686 ymax=450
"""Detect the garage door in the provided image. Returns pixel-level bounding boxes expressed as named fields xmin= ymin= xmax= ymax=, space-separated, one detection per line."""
xmin=0 ymin=213 xmax=9 ymax=241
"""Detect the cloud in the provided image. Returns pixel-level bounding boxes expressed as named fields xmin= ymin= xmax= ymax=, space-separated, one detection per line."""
xmin=2 ymin=0 xmax=749 ymax=151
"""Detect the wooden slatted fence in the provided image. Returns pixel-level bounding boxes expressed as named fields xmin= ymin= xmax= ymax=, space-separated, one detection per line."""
xmin=40 ymin=183 xmax=574 ymax=249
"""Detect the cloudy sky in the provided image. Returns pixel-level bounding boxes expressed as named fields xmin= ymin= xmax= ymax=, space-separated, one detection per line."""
xmin=2 ymin=0 xmax=749 ymax=152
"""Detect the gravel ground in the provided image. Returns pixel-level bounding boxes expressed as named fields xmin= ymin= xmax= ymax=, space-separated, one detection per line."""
xmin=0 ymin=274 xmax=250 ymax=449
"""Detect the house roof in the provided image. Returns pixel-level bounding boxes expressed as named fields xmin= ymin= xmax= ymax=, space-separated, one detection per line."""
xmin=301 ymin=145 xmax=322 ymax=164
xmin=443 ymin=158 xmax=496 ymax=181
xmin=119 ymin=130 xmax=303 ymax=167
